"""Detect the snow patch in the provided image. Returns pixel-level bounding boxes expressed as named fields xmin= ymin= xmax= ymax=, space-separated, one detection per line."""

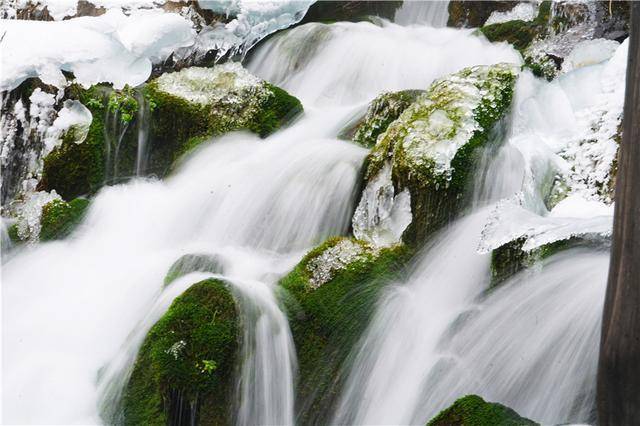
xmin=485 ymin=2 xmax=538 ymax=26
xmin=44 ymin=100 xmax=93 ymax=156
xmin=307 ymin=239 xmax=374 ymax=289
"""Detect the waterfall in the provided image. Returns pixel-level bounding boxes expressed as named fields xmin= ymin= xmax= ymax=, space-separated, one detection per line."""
xmin=394 ymin=0 xmax=450 ymax=28
xmin=2 ymin=11 xmax=617 ymax=426
xmin=134 ymin=91 xmax=150 ymax=177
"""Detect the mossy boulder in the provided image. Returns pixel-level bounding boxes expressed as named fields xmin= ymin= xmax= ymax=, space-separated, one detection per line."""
xmin=164 ymin=253 xmax=224 ymax=287
xmin=123 ymin=279 xmax=239 ymax=426
xmin=300 ymin=1 xmax=402 ymax=24
xmin=39 ymin=198 xmax=90 ymax=241
xmin=448 ymin=1 xmax=519 ymax=28
xmin=427 ymin=395 xmax=538 ymax=426
xmin=40 ymin=64 xmax=302 ymax=199
xmin=344 ymin=90 xmax=423 ymax=148
xmin=490 ymin=236 xmax=599 ymax=287
xmin=479 ymin=2 xmax=551 ymax=52
xmin=39 ymin=85 xmax=109 ymax=200
xmin=361 ymin=63 xmax=518 ymax=246
xmin=143 ymin=63 xmax=303 ymax=173
xmin=279 ymin=237 xmax=410 ymax=424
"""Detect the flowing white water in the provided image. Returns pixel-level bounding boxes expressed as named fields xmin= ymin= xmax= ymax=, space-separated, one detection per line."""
xmin=335 ymin=210 xmax=493 ymax=425
xmin=394 ymin=0 xmax=450 ymax=28
xmin=334 ymin=30 xmax=623 ymax=426
xmin=1 ymin=17 xmax=530 ymax=426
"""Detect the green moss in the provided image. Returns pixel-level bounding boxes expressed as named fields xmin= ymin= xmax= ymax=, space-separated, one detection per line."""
xmin=279 ymin=237 xmax=411 ymax=424
xmin=248 ymin=83 xmax=303 ymax=138
xmin=490 ymin=237 xmax=587 ymax=287
xmin=107 ymin=85 xmax=139 ymax=123
xmin=164 ymin=253 xmax=224 ymax=287
xmin=427 ymin=395 xmax=538 ymax=426
xmin=40 ymin=85 xmax=109 ymax=200
xmin=365 ymin=64 xmax=517 ymax=246
xmin=39 ymin=198 xmax=90 ymax=241
xmin=479 ymin=1 xmax=551 ymax=53
xmin=143 ymin=76 xmax=303 ymax=174
xmin=347 ymin=90 xmax=423 ymax=148
xmin=7 ymin=223 xmax=21 ymax=244
xmin=123 ymin=279 xmax=238 ymax=426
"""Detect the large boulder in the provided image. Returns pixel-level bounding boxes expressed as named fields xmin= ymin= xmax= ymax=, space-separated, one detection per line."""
xmin=38 ymin=63 xmax=302 ymax=199
xmin=123 ymin=279 xmax=239 ymax=426
xmin=427 ymin=395 xmax=538 ymax=426
xmin=355 ymin=63 xmax=518 ymax=247
xmin=279 ymin=236 xmax=410 ymax=424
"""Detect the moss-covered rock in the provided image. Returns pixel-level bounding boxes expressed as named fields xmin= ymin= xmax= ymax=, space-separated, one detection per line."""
xmin=123 ymin=279 xmax=239 ymax=426
xmin=427 ymin=394 xmax=538 ymax=426
xmin=39 ymin=85 xmax=109 ymax=200
xmin=300 ymin=1 xmax=402 ymax=24
xmin=344 ymin=90 xmax=423 ymax=148
xmin=448 ymin=1 xmax=519 ymax=28
xmin=39 ymin=198 xmax=90 ymax=241
xmin=362 ymin=63 xmax=518 ymax=246
xmin=164 ymin=253 xmax=224 ymax=287
xmin=479 ymin=1 xmax=551 ymax=52
xmin=279 ymin=237 xmax=410 ymax=424
xmin=40 ymin=64 xmax=302 ymax=199
xmin=490 ymin=236 xmax=596 ymax=287
xmin=143 ymin=63 xmax=303 ymax=173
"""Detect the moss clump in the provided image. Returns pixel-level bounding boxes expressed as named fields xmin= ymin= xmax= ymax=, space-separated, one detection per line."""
xmin=39 ymin=85 xmax=109 ymax=200
xmin=164 ymin=253 xmax=224 ymax=287
xmin=39 ymin=198 xmax=90 ymax=241
xmin=279 ymin=237 xmax=411 ymax=424
xmin=7 ymin=223 xmax=21 ymax=244
xmin=143 ymin=65 xmax=303 ymax=174
xmin=490 ymin=237 xmax=590 ymax=287
xmin=107 ymin=85 xmax=139 ymax=123
xmin=479 ymin=1 xmax=551 ymax=53
xmin=448 ymin=1 xmax=519 ymax=28
xmin=365 ymin=64 xmax=517 ymax=245
xmin=346 ymin=90 xmax=423 ymax=148
xmin=248 ymin=83 xmax=303 ymax=138
xmin=123 ymin=279 xmax=238 ymax=426
xmin=427 ymin=395 xmax=538 ymax=426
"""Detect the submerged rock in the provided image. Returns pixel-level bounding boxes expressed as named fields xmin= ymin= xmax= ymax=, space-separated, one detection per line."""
xmin=123 ymin=279 xmax=238 ymax=426
xmin=279 ymin=236 xmax=409 ymax=424
xmin=427 ymin=394 xmax=538 ymax=426
xmin=359 ymin=63 xmax=518 ymax=246
xmin=490 ymin=235 xmax=609 ymax=288
xmin=164 ymin=253 xmax=225 ymax=287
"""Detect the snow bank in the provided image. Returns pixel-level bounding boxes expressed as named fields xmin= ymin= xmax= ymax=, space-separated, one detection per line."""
xmin=0 ymin=0 xmax=314 ymax=91
xmin=485 ymin=2 xmax=538 ymax=26
xmin=0 ymin=8 xmax=195 ymax=91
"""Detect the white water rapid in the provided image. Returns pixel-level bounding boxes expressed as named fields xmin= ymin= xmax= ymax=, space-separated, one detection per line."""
xmin=1 ymin=10 xmax=615 ymax=426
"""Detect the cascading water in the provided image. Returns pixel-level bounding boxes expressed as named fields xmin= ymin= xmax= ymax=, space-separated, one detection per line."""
xmin=394 ymin=0 xmax=450 ymax=28
xmin=2 ymin=9 xmax=617 ymax=426
xmin=334 ymin=24 xmax=625 ymax=426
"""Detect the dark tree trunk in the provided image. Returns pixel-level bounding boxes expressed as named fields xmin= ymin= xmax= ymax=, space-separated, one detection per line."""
xmin=597 ymin=2 xmax=640 ymax=425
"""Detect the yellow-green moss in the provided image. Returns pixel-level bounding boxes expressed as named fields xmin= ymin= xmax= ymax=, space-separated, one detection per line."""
xmin=427 ymin=395 xmax=538 ymax=426
xmin=123 ymin=279 xmax=238 ymax=426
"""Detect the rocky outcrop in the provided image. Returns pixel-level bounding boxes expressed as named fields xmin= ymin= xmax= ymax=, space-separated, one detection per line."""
xmin=427 ymin=395 xmax=538 ymax=426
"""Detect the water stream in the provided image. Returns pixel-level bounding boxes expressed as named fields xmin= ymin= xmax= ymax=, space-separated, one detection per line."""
xmin=1 ymin=12 xmax=615 ymax=426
